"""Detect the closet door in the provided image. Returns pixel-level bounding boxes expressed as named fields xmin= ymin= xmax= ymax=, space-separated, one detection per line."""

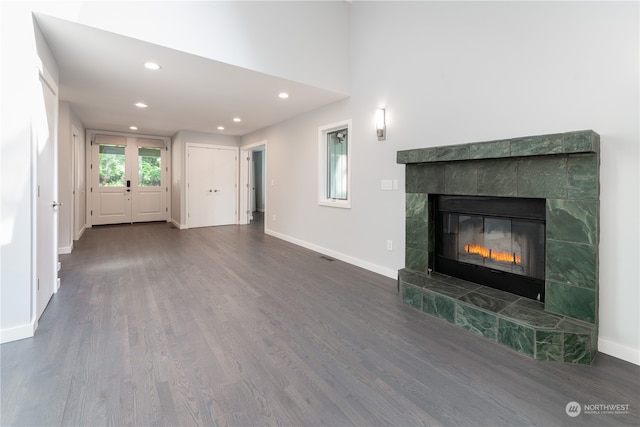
xmin=187 ymin=145 xmax=237 ymax=228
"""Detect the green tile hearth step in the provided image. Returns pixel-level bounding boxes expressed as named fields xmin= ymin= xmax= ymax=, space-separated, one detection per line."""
xmin=399 ymin=268 xmax=597 ymax=364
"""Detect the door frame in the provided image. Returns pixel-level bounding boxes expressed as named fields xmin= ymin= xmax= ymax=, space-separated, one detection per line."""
xmin=185 ymin=142 xmax=239 ymax=229
xmin=85 ymin=129 xmax=171 ymax=228
xmin=71 ymin=125 xmax=87 ymax=242
xmin=240 ymin=140 xmax=267 ymax=226
xmin=71 ymin=125 xmax=82 ymax=241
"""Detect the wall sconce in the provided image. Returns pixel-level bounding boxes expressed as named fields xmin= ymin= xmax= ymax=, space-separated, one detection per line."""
xmin=376 ymin=108 xmax=386 ymax=140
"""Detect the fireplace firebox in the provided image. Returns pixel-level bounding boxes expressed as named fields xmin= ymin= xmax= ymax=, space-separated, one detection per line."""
xmin=435 ymin=195 xmax=546 ymax=301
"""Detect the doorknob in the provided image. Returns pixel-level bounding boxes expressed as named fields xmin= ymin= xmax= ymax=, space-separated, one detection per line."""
xmin=52 ymin=201 xmax=63 ymax=207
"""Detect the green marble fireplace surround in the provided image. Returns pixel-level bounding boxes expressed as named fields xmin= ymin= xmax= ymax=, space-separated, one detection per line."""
xmin=397 ymin=130 xmax=600 ymax=364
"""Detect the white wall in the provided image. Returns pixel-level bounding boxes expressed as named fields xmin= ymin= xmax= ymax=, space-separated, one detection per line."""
xmin=73 ymin=116 xmax=87 ymax=240
xmin=171 ymin=134 xmax=183 ymax=227
xmin=32 ymin=1 xmax=351 ymax=94
xmin=1 ymin=2 xmax=60 ymax=342
xmin=242 ymin=1 xmax=639 ymax=364
xmin=171 ymin=130 xmax=240 ymax=228
xmin=58 ymin=102 xmax=73 ymax=252
xmin=57 ymin=102 xmax=86 ymax=253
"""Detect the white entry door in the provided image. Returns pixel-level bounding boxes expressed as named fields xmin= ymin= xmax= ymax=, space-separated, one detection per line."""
xmin=91 ymin=135 xmax=167 ymax=225
xmin=132 ymin=139 xmax=167 ymax=222
xmin=187 ymin=145 xmax=237 ymax=228
xmin=36 ymin=70 xmax=59 ymax=319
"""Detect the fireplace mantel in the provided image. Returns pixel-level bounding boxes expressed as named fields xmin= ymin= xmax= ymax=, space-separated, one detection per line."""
xmin=397 ymin=130 xmax=600 ymax=363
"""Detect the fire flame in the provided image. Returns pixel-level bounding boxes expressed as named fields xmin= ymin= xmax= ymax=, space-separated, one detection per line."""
xmin=464 ymin=244 xmax=521 ymax=264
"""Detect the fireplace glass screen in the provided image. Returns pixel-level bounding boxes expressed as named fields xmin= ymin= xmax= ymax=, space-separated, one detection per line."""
xmin=435 ymin=195 xmax=546 ymax=301
xmin=440 ymin=213 xmax=544 ymax=280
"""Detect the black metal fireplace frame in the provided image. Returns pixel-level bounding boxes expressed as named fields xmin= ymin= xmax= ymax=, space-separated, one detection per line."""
xmin=434 ymin=195 xmax=546 ymax=302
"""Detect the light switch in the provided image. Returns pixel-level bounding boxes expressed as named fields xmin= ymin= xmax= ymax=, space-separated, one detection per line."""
xmin=381 ymin=179 xmax=393 ymax=191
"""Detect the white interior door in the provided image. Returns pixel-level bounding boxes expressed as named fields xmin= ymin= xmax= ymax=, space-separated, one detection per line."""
xmin=36 ymin=71 xmax=59 ymax=319
xmin=187 ymin=145 xmax=237 ymax=228
xmin=211 ymin=148 xmax=237 ymax=225
xmin=92 ymin=135 xmax=166 ymax=225
xmin=187 ymin=146 xmax=215 ymax=228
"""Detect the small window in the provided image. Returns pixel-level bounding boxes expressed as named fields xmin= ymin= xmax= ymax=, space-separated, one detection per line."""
xmin=318 ymin=119 xmax=351 ymax=208
xmin=98 ymin=144 xmax=126 ymax=187
xmin=138 ymin=146 xmax=162 ymax=187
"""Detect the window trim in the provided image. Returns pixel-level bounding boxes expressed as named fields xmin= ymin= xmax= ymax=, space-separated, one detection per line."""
xmin=318 ymin=119 xmax=352 ymax=209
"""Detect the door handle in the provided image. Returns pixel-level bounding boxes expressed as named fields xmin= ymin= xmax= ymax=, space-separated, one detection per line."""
xmin=126 ymin=189 xmax=131 ymax=192
xmin=52 ymin=201 xmax=63 ymax=208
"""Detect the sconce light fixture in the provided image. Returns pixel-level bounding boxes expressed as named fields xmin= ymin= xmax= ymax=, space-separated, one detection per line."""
xmin=376 ymin=108 xmax=386 ymax=140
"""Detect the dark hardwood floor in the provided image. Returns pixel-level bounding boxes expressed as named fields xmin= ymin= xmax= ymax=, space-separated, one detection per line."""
xmin=2 ymin=221 xmax=638 ymax=426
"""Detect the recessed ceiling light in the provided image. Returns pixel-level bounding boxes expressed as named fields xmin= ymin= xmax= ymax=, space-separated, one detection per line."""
xmin=144 ymin=62 xmax=161 ymax=70
xmin=129 ymin=126 xmax=138 ymax=130
xmin=217 ymin=126 xmax=225 ymax=130
xmin=233 ymin=117 xmax=241 ymax=122
xmin=278 ymin=92 xmax=289 ymax=99
xmin=135 ymin=102 xmax=148 ymax=108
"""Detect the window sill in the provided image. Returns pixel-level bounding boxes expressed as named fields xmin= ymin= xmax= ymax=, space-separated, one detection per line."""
xmin=319 ymin=199 xmax=351 ymax=209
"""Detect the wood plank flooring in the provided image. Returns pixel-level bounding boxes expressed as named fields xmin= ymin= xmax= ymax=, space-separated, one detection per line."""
xmin=2 ymin=220 xmax=639 ymax=426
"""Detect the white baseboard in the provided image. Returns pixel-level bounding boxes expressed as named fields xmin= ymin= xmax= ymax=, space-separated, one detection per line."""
xmin=170 ymin=218 xmax=188 ymax=230
xmin=74 ymin=225 xmax=86 ymax=241
xmin=264 ymin=228 xmax=398 ymax=280
xmin=598 ymin=338 xmax=640 ymax=366
xmin=1 ymin=320 xmax=36 ymax=344
xmin=58 ymin=244 xmax=73 ymax=254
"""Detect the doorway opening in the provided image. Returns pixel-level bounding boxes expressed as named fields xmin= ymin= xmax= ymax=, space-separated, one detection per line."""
xmin=240 ymin=141 xmax=267 ymax=231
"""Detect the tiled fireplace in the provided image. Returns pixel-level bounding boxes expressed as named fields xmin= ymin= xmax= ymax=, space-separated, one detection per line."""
xmin=397 ymin=130 xmax=600 ymax=364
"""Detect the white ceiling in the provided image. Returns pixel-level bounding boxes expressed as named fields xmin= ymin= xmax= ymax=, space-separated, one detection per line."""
xmin=35 ymin=14 xmax=349 ymax=137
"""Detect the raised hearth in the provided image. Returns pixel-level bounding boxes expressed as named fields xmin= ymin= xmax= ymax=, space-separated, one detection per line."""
xmin=397 ymin=130 xmax=600 ymax=364
xmin=399 ymin=269 xmax=596 ymax=363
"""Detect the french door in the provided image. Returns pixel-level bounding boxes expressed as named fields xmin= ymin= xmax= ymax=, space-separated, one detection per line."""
xmin=91 ymin=135 xmax=167 ymax=225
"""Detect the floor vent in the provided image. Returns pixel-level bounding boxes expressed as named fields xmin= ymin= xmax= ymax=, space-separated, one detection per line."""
xmin=320 ymin=255 xmax=334 ymax=262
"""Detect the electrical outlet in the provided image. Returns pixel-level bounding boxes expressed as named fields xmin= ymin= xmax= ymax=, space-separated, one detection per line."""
xmin=387 ymin=240 xmax=393 ymax=251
